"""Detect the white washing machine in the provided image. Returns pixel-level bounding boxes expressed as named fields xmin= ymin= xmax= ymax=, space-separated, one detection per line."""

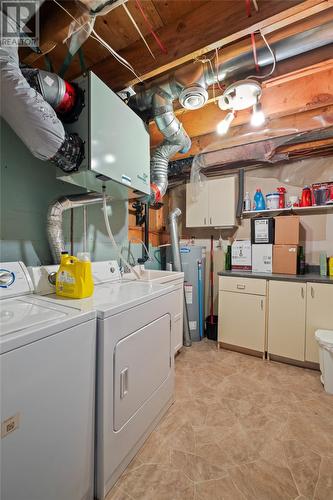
xmin=28 ymin=261 xmax=178 ymax=499
xmin=0 ymin=262 xmax=96 ymax=500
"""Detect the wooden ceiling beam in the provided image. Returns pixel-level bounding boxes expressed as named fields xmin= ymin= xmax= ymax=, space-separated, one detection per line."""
xmin=88 ymin=0 xmax=331 ymax=89
xmin=149 ymin=64 xmax=333 ymax=151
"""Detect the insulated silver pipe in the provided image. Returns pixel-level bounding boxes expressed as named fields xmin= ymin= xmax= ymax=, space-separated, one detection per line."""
xmin=47 ymin=192 xmax=108 ymax=263
xmin=168 ymin=208 xmax=192 ymax=347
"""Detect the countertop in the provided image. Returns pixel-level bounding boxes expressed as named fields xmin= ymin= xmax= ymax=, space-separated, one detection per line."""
xmin=218 ymin=270 xmax=333 ymax=284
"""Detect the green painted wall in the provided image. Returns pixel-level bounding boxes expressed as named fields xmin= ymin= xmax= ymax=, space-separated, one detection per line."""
xmin=0 ymin=118 xmax=128 ymax=266
xmin=0 ymin=119 xmax=162 ymax=269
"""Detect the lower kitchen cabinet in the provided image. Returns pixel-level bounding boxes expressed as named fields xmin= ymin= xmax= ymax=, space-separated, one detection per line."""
xmin=218 ymin=277 xmax=266 ymax=353
xmin=268 ymin=281 xmax=306 ymax=361
xmin=306 ymin=283 xmax=333 ymax=363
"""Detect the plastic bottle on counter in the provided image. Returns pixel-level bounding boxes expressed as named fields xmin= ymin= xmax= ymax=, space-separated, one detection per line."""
xmin=329 ymin=257 xmax=333 ymax=277
xmin=320 ymin=252 xmax=328 ymax=276
xmin=244 ymin=192 xmax=251 ymax=211
xmin=254 ymin=188 xmax=266 ymax=211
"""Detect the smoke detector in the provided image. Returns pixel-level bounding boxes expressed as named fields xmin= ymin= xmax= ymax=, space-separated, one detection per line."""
xmin=179 ymin=86 xmax=208 ymax=110
xmin=218 ymin=79 xmax=262 ymax=111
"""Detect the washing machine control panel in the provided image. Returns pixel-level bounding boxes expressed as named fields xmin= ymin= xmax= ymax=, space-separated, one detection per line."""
xmin=0 ymin=262 xmax=34 ymax=298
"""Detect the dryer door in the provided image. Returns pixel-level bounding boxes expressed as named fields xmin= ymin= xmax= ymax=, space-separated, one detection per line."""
xmin=114 ymin=314 xmax=171 ymax=431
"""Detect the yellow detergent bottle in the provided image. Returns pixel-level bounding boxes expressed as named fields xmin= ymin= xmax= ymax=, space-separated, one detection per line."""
xmin=56 ymin=251 xmax=94 ymax=299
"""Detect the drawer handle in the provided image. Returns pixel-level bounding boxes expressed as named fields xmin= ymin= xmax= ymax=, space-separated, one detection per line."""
xmin=237 ymin=284 xmax=246 ymax=290
xmin=120 ymin=368 xmax=129 ymax=399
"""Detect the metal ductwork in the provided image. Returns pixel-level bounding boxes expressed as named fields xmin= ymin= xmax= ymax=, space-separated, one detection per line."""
xmin=131 ymin=21 xmax=333 ymax=201
xmin=168 ymin=208 xmax=191 ymax=347
xmin=47 ymin=192 xmax=107 ymax=263
xmin=0 ymin=10 xmax=84 ymax=173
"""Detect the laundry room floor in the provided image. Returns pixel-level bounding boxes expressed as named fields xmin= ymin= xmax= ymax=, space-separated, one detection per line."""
xmin=107 ymin=340 xmax=333 ymax=500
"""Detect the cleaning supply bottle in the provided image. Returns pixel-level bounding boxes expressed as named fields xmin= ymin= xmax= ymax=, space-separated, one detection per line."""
xmin=320 ymin=252 xmax=328 ymax=276
xmin=254 ymin=188 xmax=266 ymax=211
xmin=56 ymin=251 xmax=94 ymax=299
xmin=329 ymin=256 xmax=333 ymax=277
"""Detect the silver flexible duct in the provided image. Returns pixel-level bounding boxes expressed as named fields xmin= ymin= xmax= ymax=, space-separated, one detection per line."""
xmin=47 ymin=192 xmax=107 ymax=263
xmin=168 ymin=208 xmax=192 ymax=347
xmin=0 ymin=10 xmax=84 ymax=172
xmin=150 ymin=90 xmax=191 ymax=203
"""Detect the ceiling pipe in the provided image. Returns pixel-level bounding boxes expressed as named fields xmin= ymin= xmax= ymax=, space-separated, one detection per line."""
xmin=131 ymin=21 xmax=333 ymax=202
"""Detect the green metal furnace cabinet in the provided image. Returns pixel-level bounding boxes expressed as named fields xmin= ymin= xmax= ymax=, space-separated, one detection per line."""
xmin=57 ymin=72 xmax=150 ymax=199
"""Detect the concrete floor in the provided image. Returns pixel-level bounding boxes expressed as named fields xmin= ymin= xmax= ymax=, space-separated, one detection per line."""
xmin=108 ymin=340 xmax=333 ymax=500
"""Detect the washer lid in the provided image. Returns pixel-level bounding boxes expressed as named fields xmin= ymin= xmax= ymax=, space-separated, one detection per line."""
xmin=0 ymin=298 xmax=67 ymax=336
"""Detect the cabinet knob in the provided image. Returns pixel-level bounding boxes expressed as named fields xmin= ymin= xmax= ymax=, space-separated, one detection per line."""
xmin=210 ymin=217 xmax=212 ymax=225
xmin=311 ymin=286 xmax=314 ymax=298
xmin=204 ymin=217 xmax=207 ymax=225
xmin=260 ymin=299 xmax=264 ymax=310
xmin=237 ymin=284 xmax=246 ymax=290
xmin=301 ymin=287 xmax=305 ymax=299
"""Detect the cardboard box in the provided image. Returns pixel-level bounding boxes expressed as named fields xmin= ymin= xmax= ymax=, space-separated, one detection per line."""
xmin=252 ymin=244 xmax=273 ymax=273
xmin=232 ymin=240 xmax=252 ymax=270
xmin=273 ymin=245 xmax=298 ymax=275
xmin=251 ymin=218 xmax=274 ymax=244
xmin=274 ymin=215 xmax=300 ymax=245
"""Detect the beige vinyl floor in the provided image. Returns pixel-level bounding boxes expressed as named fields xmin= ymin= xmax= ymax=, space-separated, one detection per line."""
xmin=107 ymin=340 xmax=333 ymax=500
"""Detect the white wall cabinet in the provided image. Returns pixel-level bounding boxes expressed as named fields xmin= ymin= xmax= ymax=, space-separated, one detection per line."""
xmin=267 ymin=281 xmax=306 ymax=361
xmin=186 ymin=176 xmax=236 ymax=228
xmin=218 ymin=277 xmax=266 ymax=354
xmin=305 ymin=283 xmax=333 ymax=363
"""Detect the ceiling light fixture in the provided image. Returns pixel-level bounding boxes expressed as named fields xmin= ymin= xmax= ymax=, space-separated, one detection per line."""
xmin=217 ymin=79 xmax=265 ymax=134
xmin=251 ymin=101 xmax=265 ymax=127
xmin=217 ymin=111 xmax=235 ymax=135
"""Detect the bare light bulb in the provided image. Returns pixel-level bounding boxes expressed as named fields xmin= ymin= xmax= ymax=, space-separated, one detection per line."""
xmin=251 ymin=102 xmax=265 ymax=127
xmin=217 ymin=111 xmax=235 ymax=135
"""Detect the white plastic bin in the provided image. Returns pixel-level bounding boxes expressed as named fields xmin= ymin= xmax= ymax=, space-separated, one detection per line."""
xmin=315 ymin=330 xmax=333 ymax=395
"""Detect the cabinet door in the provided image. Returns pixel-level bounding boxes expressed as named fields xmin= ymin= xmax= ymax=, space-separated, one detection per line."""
xmin=218 ymin=291 xmax=266 ymax=352
xmin=306 ymin=283 xmax=333 ymax=363
xmin=268 ymin=281 xmax=306 ymax=361
xmin=186 ymin=181 xmax=209 ymax=227
xmin=208 ymin=177 xmax=236 ymax=227
xmin=174 ymin=286 xmax=184 ymax=354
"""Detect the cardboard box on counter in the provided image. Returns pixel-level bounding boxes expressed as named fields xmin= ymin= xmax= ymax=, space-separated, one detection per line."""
xmin=252 ymin=244 xmax=273 ymax=273
xmin=274 ymin=215 xmax=300 ymax=245
xmin=251 ymin=218 xmax=274 ymax=244
xmin=232 ymin=240 xmax=252 ymax=270
xmin=273 ymin=245 xmax=298 ymax=275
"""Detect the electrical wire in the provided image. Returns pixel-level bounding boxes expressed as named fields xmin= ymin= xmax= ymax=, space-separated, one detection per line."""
xmin=135 ymin=0 xmax=168 ymax=55
xmin=51 ymin=0 xmax=143 ymax=82
xmin=122 ymin=3 xmax=156 ymax=60
xmin=214 ymin=47 xmax=226 ymax=92
xmin=194 ymin=55 xmax=216 ymax=103
xmin=247 ymin=30 xmax=276 ymax=80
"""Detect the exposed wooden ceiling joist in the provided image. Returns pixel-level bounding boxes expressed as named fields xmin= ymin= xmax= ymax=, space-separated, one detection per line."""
xmin=149 ymin=62 xmax=333 ymax=151
xmin=88 ymin=0 xmax=332 ymax=89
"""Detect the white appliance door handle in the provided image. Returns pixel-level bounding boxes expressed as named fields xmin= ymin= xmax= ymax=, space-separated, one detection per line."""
xmin=237 ymin=284 xmax=246 ymax=290
xmin=120 ymin=368 xmax=129 ymax=399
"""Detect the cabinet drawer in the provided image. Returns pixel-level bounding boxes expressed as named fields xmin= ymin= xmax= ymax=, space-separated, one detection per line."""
xmin=219 ymin=276 xmax=266 ymax=296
